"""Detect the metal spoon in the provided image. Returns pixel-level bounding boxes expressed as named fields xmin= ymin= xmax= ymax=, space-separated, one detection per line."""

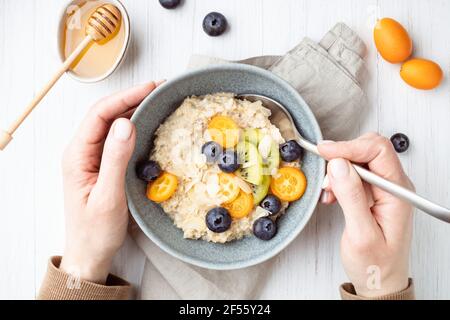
xmin=238 ymin=94 xmax=450 ymax=223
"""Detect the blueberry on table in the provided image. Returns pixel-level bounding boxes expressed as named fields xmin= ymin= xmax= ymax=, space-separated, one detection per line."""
xmin=159 ymin=0 xmax=180 ymax=9
xmin=279 ymin=140 xmax=303 ymax=162
xmin=203 ymin=12 xmax=228 ymax=37
xmin=218 ymin=150 xmax=240 ymax=173
xmin=260 ymin=195 xmax=282 ymax=215
xmin=390 ymin=133 xmax=410 ymax=153
xmin=136 ymin=160 xmax=162 ymax=182
xmin=206 ymin=207 xmax=232 ymax=233
xmin=202 ymin=141 xmax=222 ymax=164
xmin=253 ymin=217 xmax=277 ymax=240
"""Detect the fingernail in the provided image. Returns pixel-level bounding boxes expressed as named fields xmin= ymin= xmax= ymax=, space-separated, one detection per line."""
xmin=329 ymin=158 xmax=350 ymax=179
xmin=320 ymin=191 xmax=330 ymax=203
xmin=321 ymin=174 xmax=330 ymax=189
xmin=155 ymin=79 xmax=166 ymax=86
xmin=319 ymin=140 xmax=334 ymax=145
xmin=113 ymin=119 xmax=132 ymax=141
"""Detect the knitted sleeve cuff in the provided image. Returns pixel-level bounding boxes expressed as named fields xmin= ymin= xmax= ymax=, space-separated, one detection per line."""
xmin=37 ymin=256 xmax=131 ymax=300
xmin=340 ymin=279 xmax=415 ymax=300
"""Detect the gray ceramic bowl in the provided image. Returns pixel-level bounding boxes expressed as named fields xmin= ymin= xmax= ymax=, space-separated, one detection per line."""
xmin=126 ymin=64 xmax=325 ymax=270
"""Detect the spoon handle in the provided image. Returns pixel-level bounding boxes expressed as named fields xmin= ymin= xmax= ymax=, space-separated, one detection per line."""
xmin=299 ymin=139 xmax=450 ymax=223
xmin=352 ymin=164 xmax=450 ymax=223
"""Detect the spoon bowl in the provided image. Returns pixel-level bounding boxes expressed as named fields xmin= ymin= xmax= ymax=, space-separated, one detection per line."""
xmin=238 ymin=94 xmax=320 ymax=155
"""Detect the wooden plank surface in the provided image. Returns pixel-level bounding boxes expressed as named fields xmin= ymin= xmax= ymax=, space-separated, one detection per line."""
xmin=0 ymin=0 xmax=448 ymax=299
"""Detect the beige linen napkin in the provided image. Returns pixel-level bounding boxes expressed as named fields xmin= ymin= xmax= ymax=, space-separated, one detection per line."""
xmin=131 ymin=22 xmax=367 ymax=300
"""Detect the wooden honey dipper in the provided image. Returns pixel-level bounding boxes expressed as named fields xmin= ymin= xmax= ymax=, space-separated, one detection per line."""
xmin=0 ymin=4 xmax=122 ymax=150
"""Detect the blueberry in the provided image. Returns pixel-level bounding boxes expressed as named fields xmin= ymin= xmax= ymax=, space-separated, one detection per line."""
xmin=218 ymin=150 xmax=240 ymax=173
xmin=390 ymin=133 xmax=410 ymax=153
xmin=201 ymin=141 xmax=222 ymax=164
xmin=159 ymin=0 xmax=180 ymax=9
xmin=136 ymin=160 xmax=162 ymax=182
xmin=260 ymin=195 xmax=282 ymax=215
xmin=253 ymin=217 xmax=277 ymax=240
xmin=202 ymin=12 xmax=227 ymax=37
xmin=279 ymin=140 xmax=303 ymax=162
xmin=206 ymin=207 xmax=232 ymax=233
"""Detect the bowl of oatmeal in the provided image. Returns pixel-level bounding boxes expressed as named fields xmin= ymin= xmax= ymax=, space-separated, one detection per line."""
xmin=126 ymin=64 xmax=325 ymax=269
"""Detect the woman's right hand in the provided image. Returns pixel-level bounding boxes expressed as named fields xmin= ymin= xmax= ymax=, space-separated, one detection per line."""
xmin=318 ymin=133 xmax=414 ymax=298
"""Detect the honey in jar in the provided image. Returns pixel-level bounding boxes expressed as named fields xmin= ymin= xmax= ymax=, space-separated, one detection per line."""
xmin=62 ymin=0 xmax=126 ymax=79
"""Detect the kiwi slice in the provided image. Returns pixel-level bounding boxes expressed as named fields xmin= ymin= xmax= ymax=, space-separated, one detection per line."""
xmin=251 ymin=175 xmax=271 ymax=205
xmin=237 ymin=141 xmax=264 ymax=185
xmin=262 ymin=141 xmax=280 ymax=175
xmin=243 ymin=128 xmax=263 ymax=146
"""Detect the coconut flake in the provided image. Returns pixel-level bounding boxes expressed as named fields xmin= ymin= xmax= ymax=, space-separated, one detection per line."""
xmin=270 ymin=167 xmax=278 ymax=177
xmin=206 ymin=174 xmax=220 ymax=197
xmin=234 ymin=175 xmax=252 ymax=194
xmin=258 ymin=134 xmax=273 ymax=159
xmin=253 ymin=206 xmax=271 ymax=221
xmin=272 ymin=170 xmax=282 ymax=179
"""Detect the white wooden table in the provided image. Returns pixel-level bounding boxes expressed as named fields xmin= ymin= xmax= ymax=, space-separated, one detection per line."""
xmin=0 ymin=0 xmax=449 ymax=300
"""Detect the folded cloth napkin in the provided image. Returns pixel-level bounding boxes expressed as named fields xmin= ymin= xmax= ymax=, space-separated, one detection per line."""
xmin=130 ymin=22 xmax=367 ymax=300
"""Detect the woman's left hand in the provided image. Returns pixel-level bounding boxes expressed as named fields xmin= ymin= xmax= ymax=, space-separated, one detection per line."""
xmin=60 ymin=82 xmax=160 ymax=284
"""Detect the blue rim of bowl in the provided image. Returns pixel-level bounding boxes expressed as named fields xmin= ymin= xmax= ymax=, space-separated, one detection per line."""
xmin=127 ymin=64 xmax=326 ymax=270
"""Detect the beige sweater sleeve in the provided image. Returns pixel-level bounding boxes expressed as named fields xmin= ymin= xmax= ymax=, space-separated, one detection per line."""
xmin=340 ymin=279 xmax=415 ymax=300
xmin=38 ymin=256 xmax=414 ymax=300
xmin=37 ymin=256 xmax=131 ymax=300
